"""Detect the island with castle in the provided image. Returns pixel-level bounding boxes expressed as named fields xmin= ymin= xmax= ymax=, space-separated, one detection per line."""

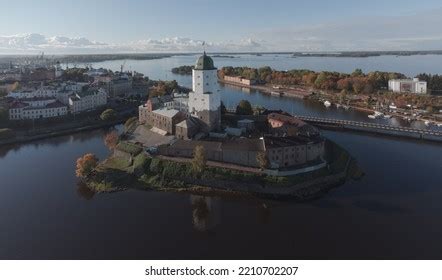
xmin=83 ymin=53 xmax=362 ymax=200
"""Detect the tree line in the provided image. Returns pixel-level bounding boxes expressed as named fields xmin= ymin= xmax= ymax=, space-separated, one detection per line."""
xmin=218 ymin=66 xmax=412 ymax=94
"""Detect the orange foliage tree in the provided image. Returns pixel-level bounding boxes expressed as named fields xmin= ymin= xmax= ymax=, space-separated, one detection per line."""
xmin=76 ymin=153 xmax=98 ymax=178
xmin=104 ymin=131 xmax=119 ymax=150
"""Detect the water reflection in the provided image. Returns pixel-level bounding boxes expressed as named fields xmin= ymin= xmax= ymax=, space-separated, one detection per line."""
xmin=76 ymin=182 xmax=95 ymax=200
xmin=190 ymin=195 xmax=221 ymax=232
xmin=257 ymin=203 xmax=272 ymax=224
xmin=0 ymin=126 xmax=121 ymax=160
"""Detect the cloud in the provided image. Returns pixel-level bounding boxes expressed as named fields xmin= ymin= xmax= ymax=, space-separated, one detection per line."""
xmin=0 ymin=33 xmax=107 ymax=53
xmin=0 ymin=33 xmax=266 ymax=54
xmin=1 ymin=9 xmax=442 ymax=54
xmin=253 ymin=8 xmax=442 ymax=51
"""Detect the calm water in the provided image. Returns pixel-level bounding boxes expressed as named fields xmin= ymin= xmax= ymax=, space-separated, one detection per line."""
xmin=0 ymin=56 xmax=441 ymax=259
xmin=91 ymin=54 xmax=442 ymax=130
xmin=0 ymin=127 xmax=441 ymax=259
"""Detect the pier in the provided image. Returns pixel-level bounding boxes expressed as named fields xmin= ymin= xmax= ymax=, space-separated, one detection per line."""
xmin=294 ymin=115 xmax=442 ymax=142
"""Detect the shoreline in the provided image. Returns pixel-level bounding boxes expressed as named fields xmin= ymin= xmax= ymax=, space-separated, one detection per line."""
xmin=83 ymin=139 xmax=359 ymax=201
xmin=0 ymin=119 xmax=124 ymax=147
xmin=219 ymin=79 xmax=312 ymax=99
xmin=219 ymin=78 xmax=442 ymax=126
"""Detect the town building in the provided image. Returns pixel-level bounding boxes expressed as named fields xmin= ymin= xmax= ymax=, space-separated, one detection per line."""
xmin=264 ymin=136 xmax=324 ymax=169
xmin=267 ymin=113 xmax=320 ymax=138
xmin=223 ymin=75 xmax=255 ymax=86
xmin=9 ymin=99 xmax=67 ymax=120
xmin=109 ymin=73 xmax=133 ymax=97
xmin=146 ymin=108 xmax=187 ymax=135
xmin=388 ymin=78 xmax=427 ymax=94
xmin=68 ymin=87 xmax=107 ymax=114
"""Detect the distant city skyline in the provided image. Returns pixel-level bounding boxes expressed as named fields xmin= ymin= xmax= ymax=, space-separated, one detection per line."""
xmin=1 ymin=0 xmax=442 ymax=54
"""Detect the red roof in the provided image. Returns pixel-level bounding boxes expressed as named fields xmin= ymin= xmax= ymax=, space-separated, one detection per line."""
xmin=267 ymin=113 xmax=307 ymax=127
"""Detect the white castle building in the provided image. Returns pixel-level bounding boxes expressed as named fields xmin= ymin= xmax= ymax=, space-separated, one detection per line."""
xmin=139 ymin=52 xmax=221 ymax=137
xmin=188 ymin=52 xmax=221 ymax=131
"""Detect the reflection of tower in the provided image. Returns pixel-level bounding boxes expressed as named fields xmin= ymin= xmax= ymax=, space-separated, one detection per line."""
xmin=190 ymin=195 xmax=221 ymax=232
xmin=188 ymin=52 xmax=221 ymax=132
xmin=257 ymin=203 xmax=271 ymax=224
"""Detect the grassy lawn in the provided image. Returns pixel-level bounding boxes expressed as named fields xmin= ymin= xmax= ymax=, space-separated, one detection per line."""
xmin=116 ymin=141 xmax=142 ymax=155
xmin=99 ymin=156 xmax=132 ymax=171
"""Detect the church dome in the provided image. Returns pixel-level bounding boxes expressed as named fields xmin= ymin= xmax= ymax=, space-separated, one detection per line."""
xmin=194 ymin=52 xmax=216 ymax=70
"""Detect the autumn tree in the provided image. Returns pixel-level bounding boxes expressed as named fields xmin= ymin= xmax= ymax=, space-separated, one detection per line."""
xmin=104 ymin=131 xmax=119 ymax=151
xmin=191 ymin=145 xmax=206 ymax=175
xmin=76 ymin=153 xmax=99 ymax=178
xmin=11 ymin=81 xmax=20 ymax=91
xmin=256 ymin=152 xmax=269 ymax=170
xmin=337 ymin=78 xmax=352 ymax=91
xmin=352 ymin=77 xmax=366 ymax=94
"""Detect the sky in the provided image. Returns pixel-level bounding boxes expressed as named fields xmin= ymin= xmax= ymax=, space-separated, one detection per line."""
xmin=1 ymin=0 xmax=442 ymax=54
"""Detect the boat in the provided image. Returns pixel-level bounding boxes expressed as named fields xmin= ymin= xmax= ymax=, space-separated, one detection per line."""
xmin=424 ymin=120 xmax=431 ymax=126
xmin=384 ymin=115 xmax=392 ymax=119
xmin=437 ymin=123 xmax=442 ymax=127
xmin=343 ymin=105 xmax=350 ymax=110
xmin=324 ymin=101 xmax=331 ymax=107
xmin=270 ymin=91 xmax=281 ymax=96
xmin=336 ymin=104 xmax=342 ymax=109
xmin=368 ymin=111 xmax=384 ymax=119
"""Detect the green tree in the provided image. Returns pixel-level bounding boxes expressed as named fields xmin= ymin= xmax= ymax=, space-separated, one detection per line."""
xmin=236 ymin=100 xmax=253 ymax=115
xmin=191 ymin=145 xmax=206 ymax=175
xmin=314 ymin=72 xmax=328 ymax=89
xmin=220 ymin=101 xmax=227 ymax=115
xmin=0 ymin=107 xmax=8 ymax=122
xmin=256 ymin=152 xmax=269 ymax=170
xmin=100 ymin=109 xmax=117 ymax=121
xmin=352 ymin=68 xmax=364 ymax=77
xmin=124 ymin=116 xmax=138 ymax=132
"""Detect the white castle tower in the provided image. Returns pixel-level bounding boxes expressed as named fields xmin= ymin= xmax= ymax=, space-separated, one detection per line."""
xmin=188 ymin=52 xmax=221 ymax=132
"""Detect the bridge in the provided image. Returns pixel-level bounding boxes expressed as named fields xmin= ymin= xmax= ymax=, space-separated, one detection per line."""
xmin=293 ymin=115 xmax=442 ymax=142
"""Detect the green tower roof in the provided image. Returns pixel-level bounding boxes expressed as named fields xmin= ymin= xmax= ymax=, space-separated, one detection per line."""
xmin=194 ymin=52 xmax=216 ymax=70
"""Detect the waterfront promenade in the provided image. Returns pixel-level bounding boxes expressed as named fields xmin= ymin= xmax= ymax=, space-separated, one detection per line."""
xmin=296 ymin=115 xmax=442 ymax=142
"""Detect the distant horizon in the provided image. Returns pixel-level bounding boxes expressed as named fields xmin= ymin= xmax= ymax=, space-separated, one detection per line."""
xmin=2 ymin=0 xmax=442 ymax=54
xmin=3 ymin=50 xmax=442 ymax=57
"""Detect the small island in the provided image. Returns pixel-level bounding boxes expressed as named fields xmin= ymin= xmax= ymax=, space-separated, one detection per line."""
xmin=77 ymin=53 xmax=364 ymax=200
xmin=171 ymin=65 xmax=194 ymax=75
